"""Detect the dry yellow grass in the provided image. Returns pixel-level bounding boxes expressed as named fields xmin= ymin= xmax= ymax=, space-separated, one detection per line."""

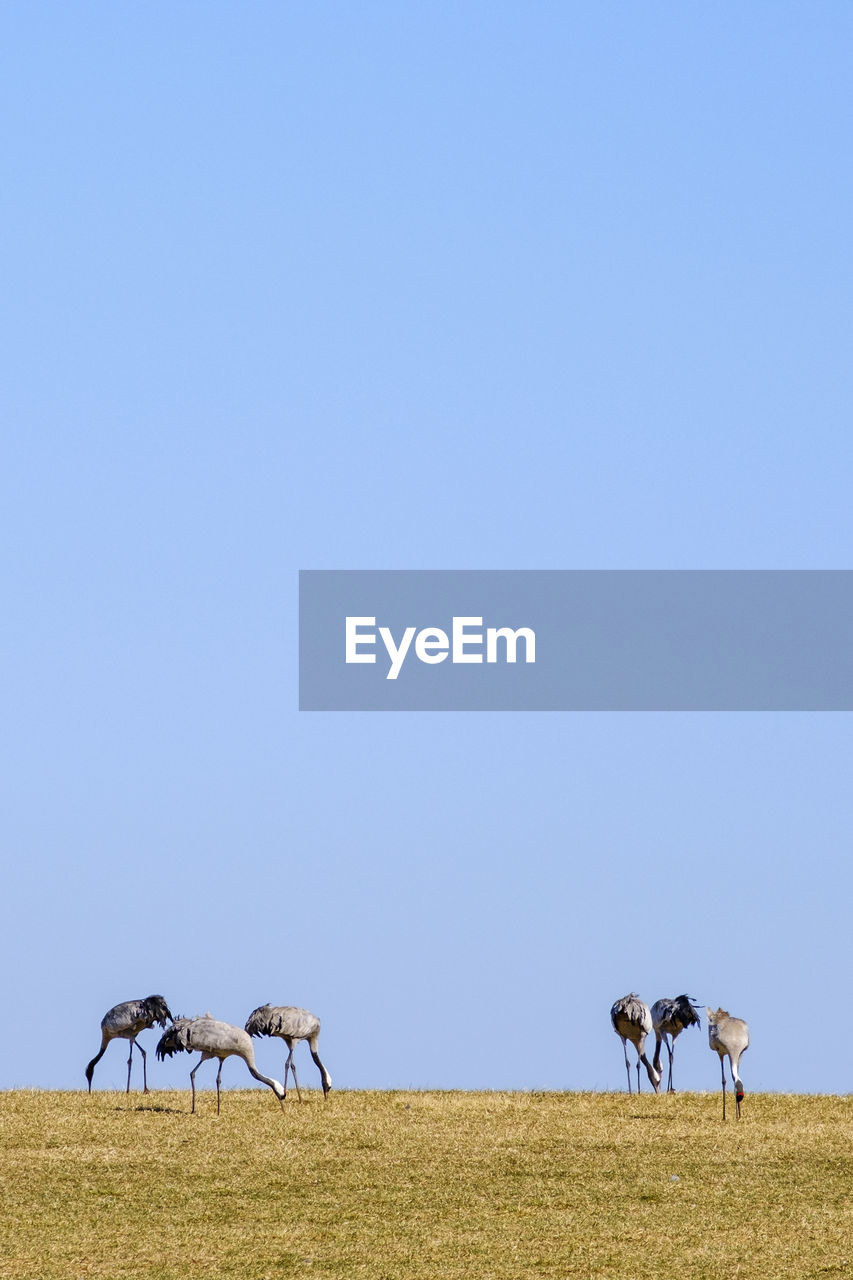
xmin=1 ymin=1089 xmax=851 ymax=1278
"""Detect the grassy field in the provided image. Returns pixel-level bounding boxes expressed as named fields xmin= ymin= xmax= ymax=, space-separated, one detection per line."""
xmin=1 ymin=1089 xmax=851 ymax=1278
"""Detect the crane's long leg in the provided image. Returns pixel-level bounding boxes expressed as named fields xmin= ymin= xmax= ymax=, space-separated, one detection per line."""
xmin=720 ymin=1054 xmax=727 ymax=1121
xmin=216 ymin=1059 xmax=223 ymax=1115
xmin=137 ymin=1042 xmax=149 ymax=1093
xmin=285 ymin=1046 xmax=303 ymax=1102
xmin=280 ymin=1038 xmax=291 ymax=1097
xmin=636 ymin=1056 xmax=641 ymax=1093
xmin=666 ymin=1039 xmax=674 ymax=1093
xmin=126 ymin=1040 xmax=135 ymax=1094
xmin=621 ymin=1038 xmax=632 ymax=1093
xmin=190 ymin=1052 xmax=210 ymax=1114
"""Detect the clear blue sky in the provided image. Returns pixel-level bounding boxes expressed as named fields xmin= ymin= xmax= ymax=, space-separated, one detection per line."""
xmin=2 ymin=3 xmax=852 ymax=1095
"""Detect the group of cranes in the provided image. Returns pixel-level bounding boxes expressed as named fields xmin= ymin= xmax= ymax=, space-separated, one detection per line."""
xmin=610 ymin=993 xmax=749 ymax=1119
xmin=85 ymin=996 xmax=332 ymax=1113
xmin=84 ymin=990 xmax=749 ymax=1119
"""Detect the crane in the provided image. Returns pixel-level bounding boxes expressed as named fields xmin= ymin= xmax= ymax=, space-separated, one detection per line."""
xmin=651 ymin=995 xmax=701 ymax=1092
xmin=85 ymin=995 xmax=173 ymax=1094
xmin=155 ymin=1015 xmax=285 ymax=1114
xmin=244 ymin=1004 xmax=332 ymax=1101
xmin=707 ymin=1007 xmax=749 ymax=1119
xmin=610 ymin=994 xmax=661 ymax=1094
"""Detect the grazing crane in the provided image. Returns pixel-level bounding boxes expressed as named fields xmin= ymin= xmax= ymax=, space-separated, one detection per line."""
xmin=155 ymin=1015 xmax=286 ymax=1114
xmin=244 ymin=1005 xmax=332 ymax=1101
xmin=651 ymin=995 xmax=701 ymax=1093
xmin=707 ymin=1007 xmax=749 ymax=1120
xmin=85 ymin=995 xmax=173 ymax=1094
xmin=610 ymin=994 xmax=661 ymax=1094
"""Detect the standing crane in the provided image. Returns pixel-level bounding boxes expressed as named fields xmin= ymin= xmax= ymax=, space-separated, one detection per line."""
xmin=707 ymin=1007 xmax=749 ymax=1120
xmin=244 ymin=1005 xmax=332 ymax=1101
xmin=85 ymin=995 xmax=173 ymax=1094
xmin=610 ymin=994 xmax=661 ymax=1094
xmin=651 ymin=995 xmax=701 ymax=1093
xmin=155 ymin=1015 xmax=286 ymax=1114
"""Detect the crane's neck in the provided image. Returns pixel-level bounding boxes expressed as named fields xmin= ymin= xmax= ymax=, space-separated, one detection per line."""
xmin=247 ymin=1063 xmax=286 ymax=1100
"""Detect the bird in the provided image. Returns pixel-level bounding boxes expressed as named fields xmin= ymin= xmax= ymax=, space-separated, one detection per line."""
xmin=610 ymin=994 xmax=661 ymax=1094
xmin=651 ymin=995 xmax=702 ymax=1093
xmin=85 ymin=995 xmax=173 ymax=1094
xmin=244 ymin=1005 xmax=332 ymax=1101
xmin=155 ymin=1015 xmax=286 ymax=1114
xmin=707 ymin=1007 xmax=749 ymax=1120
